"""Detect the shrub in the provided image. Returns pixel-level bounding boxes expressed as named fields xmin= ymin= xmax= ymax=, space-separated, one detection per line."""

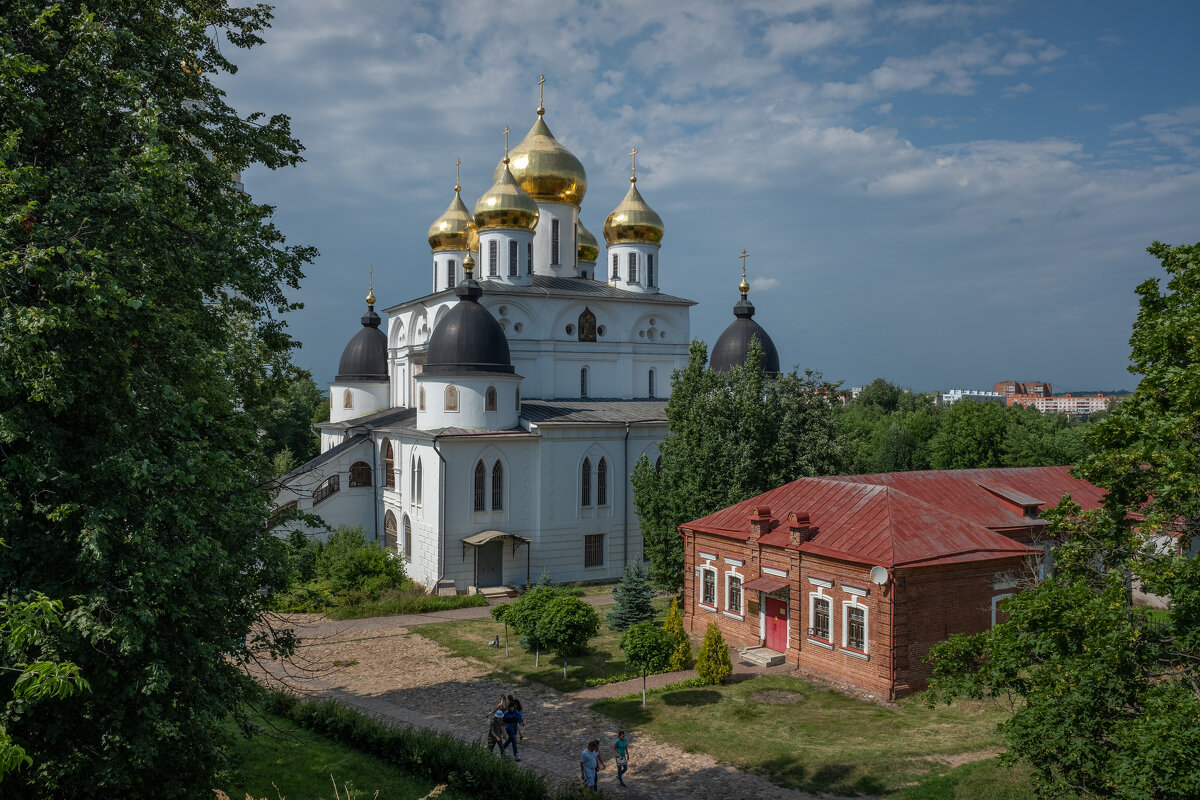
xmin=696 ymin=620 xmax=732 ymax=685
xmin=503 ymin=585 xmax=563 ymax=653
xmin=607 ymin=561 xmax=655 ymax=631
xmin=536 ymin=595 xmax=601 ymax=658
xmin=663 ymin=597 xmax=692 ymax=670
xmin=317 ymin=526 xmax=404 ymax=595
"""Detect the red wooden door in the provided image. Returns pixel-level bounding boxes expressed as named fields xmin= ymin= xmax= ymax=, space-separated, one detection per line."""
xmin=765 ymin=597 xmax=787 ymax=652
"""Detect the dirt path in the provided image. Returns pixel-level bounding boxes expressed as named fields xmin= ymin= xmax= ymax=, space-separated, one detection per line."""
xmin=253 ymin=612 xmax=864 ymax=800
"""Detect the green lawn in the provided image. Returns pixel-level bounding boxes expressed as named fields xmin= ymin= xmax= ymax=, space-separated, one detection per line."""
xmin=889 ymin=757 xmax=1035 ymax=800
xmin=417 ymin=596 xmax=670 ymax=691
xmin=325 ymin=589 xmax=488 ymax=620
xmin=594 ymin=674 xmax=1018 ymax=798
xmin=219 ymin=714 xmax=461 ymax=800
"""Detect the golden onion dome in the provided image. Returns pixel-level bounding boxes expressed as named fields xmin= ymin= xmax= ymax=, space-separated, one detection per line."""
xmin=496 ymin=113 xmax=587 ymax=206
xmin=427 ymin=189 xmax=473 ymax=251
xmin=603 ymin=179 xmax=664 ymax=245
xmin=467 ymin=220 xmax=479 ymax=252
xmin=577 ymin=220 xmax=600 ymax=263
xmin=474 ymin=162 xmax=540 ymax=231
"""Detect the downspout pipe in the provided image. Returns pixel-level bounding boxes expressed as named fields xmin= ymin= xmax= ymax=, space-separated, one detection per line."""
xmin=623 ymin=422 xmax=631 ymax=569
xmin=433 ymin=435 xmax=447 ymax=595
xmin=370 ymin=432 xmax=379 ymax=544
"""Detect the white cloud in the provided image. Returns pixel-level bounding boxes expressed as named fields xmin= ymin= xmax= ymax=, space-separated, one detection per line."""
xmin=1002 ymin=82 xmax=1034 ymax=98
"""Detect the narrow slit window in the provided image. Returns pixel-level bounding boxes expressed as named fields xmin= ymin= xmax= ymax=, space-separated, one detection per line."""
xmin=581 ymin=458 xmax=592 ymax=507
xmin=489 ymin=240 xmax=498 ymax=276
xmin=509 ymin=240 xmax=518 ymax=276
xmin=491 ymin=460 xmax=504 ymax=510
xmin=647 ymin=254 xmax=655 ymax=287
xmin=597 ymin=458 xmax=608 ymax=506
xmin=611 ymin=253 xmax=619 ymax=280
xmin=473 ymin=461 xmax=486 ymax=511
xmin=628 ymin=252 xmax=638 ymax=282
xmin=551 ymin=218 xmax=560 ymax=264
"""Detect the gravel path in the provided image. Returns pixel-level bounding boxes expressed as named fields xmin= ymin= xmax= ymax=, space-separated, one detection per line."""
xmin=253 ymin=609 xmax=862 ymax=800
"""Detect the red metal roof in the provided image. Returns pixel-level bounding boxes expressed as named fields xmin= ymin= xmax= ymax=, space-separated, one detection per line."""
xmin=683 ymin=466 xmax=1104 ymax=569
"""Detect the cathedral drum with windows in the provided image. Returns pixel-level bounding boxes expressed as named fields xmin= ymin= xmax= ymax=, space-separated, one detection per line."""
xmin=270 ymin=80 xmax=781 ymax=594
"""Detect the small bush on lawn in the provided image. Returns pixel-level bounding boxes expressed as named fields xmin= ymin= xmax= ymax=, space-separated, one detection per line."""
xmin=269 ymin=525 xmax=410 ymax=613
xmin=663 ymin=597 xmax=692 ymax=670
xmin=261 ymin=690 xmax=595 ymax=800
xmin=696 ymin=620 xmax=732 ymax=685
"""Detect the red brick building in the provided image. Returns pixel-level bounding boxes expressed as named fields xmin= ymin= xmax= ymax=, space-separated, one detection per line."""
xmin=680 ymin=466 xmax=1104 ymax=700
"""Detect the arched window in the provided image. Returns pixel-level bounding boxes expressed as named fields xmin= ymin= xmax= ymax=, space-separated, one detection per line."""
xmin=628 ymin=252 xmax=638 ymax=282
xmin=580 ymin=366 xmax=589 ymax=398
xmin=403 ymin=515 xmax=412 ymax=560
xmin=509 ymin=240 xmax=518 ymax=276
xmin=581 ymin=458 xmax=592 ymax=507
xmin=611 ymin=253 xmax=619 ymax=280
xmin=655 ymin=455 xmax=663 ymax=473
xmin=384 ymin=511 xmax=398 ymax=552
xmin=418 ymin=386 xmax=426 ymax=411
xmin=473 ymin=460 xmax=486 ymax=511
xmin=382 ymin=440 xmax=395 ymax=488
xmin=597 ymin=457 xmax=608 ymax=506
xmin=491 ymin=460 xmax=504 ymax=510
xmin=648 ymin=368 xmax=656 ymax=399
xmin=485 ymin=386 xmax=497 ymax=411
xmin=313 ymin=474 xmax=339 ymax=505
xmin=343 ymin=388 xmax=353 ymax=409
xmin=445 ymin=385 xmax=459 ymax=412
xmin=551 ymin=218 xmax=560 ymax=264
xmin=648 ymin=254 xmax=655 ymax=287
xmin=578 ymin=307 xmax=597 ymax=342
xmin=488 ymin=239 xmax=498 ymax=276
xmin=413 ymin=457 xmax=423 ymax=505
xmin=349 ymin=460 xmax=372 ymax=487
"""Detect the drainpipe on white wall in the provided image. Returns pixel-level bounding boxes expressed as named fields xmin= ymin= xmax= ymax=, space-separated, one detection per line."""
xmin=432 ymin=435 xmax=447 ymax=595
xmin=623 ymin=422 xmax=631 ymax=569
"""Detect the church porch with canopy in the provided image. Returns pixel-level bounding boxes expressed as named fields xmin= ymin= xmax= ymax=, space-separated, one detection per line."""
xmin=461 ymin=529 xmax=531 ymax=597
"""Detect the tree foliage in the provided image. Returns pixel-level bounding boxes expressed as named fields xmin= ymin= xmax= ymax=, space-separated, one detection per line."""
xmin=259 ymin=368 xmax=325 ymax=467
xmin=607 ymin=561 xmax=655 ymax=632
xmin=0 ymin=2 xmax=312 ymax=795
xmin=535 ymin=595 xmax=600 ymax=658
xmin=633 ymin=339 xmax=848 ymax=593
xmin=663 ymin=597 xmax=692 ymax=671
xmin=696 ymin=621 xmax=732 ymax=685
xmin=620 ymin=622 xmax=672 ymax=705
xmin=929 ymin=242 xmax=1200 ymax=800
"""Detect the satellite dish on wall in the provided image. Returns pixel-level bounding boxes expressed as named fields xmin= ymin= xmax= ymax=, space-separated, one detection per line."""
xmin=869 ymin=566 xmax=890 ymax=586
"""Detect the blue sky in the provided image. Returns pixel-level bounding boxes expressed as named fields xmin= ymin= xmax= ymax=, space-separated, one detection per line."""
xmin=217 ymin=0 xmax=1199 ymax=393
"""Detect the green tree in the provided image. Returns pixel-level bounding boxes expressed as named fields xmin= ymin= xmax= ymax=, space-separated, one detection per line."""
xmin=662 ymin=598 xmax=692 ymax=671
xmin=503 ymin=585 xmax=562 ymax=663
xmin=315 ymin=526 xmax=404 ymax=598
xmin=259 ymin=368 xmax=325 ymax=466
xmin=0 ymin=3 xmax=312 ymax=795
xmin=607 ymin=561 xmax=655 ymax=632
xmin=696 ymin=621 xmax=732 ymax=685
xmin=620 ymin=622 xmax=672 ymax=705
xmin=928 ymin=400 xmax=1010 ymax=469
xmin=633 ymin=339 xmax=847 ymax=593
xmin=929 ymin=242 xmax=1200 ymax=799
xmin=535 ymin=595 xmax=601 ymax=678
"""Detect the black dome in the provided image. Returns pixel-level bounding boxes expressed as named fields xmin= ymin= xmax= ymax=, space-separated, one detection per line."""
xmin=709 ymin=296 xmax=780 ymax=376
xmin=336 ymin=306 xmax=388 ymax=382
xmin=423 ymin=278 xmax=514 ymax=376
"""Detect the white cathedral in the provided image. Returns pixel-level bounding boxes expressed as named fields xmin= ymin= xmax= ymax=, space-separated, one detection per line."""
xmin=272 ymin=93 xmax=779 ymax=594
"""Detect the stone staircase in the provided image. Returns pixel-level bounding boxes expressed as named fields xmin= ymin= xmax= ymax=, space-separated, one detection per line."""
xmin=740 ymin=646 xmax=786 ymax=667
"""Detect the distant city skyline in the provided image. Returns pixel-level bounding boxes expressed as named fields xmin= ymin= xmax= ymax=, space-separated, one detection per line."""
xmin=216 ymin=1 xmax=1199 ymax=394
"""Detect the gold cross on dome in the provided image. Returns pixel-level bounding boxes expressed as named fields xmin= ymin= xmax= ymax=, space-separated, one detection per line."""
xmin=629 ymin=147 xmax=638 ymax=178
xmin=503 ymin=126 xmax=510 ymax=160
xmin=740 ymin=249 xmax=750 ymax=277
xmin=455 ymin=157 xmax=461 ymax=192
xmin=366 ymin=265 xmax=376 ymax=306
xmin=538 ymin=74 xmax=546 ymax=105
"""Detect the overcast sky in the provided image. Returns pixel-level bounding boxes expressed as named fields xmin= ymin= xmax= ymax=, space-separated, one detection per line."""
xmin=217 ymin=0 xmax=1199 ymax=394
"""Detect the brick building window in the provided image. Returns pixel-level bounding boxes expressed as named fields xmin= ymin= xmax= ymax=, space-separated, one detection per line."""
xmin=810 ymin=594 xmax=831 ymax=641
xmin=844 ymin=602 xmax=867 ymax=652
xmin=726 ymin=574 xmax=742 ymax=614
xmin=700 ymin=567 xmax=717 ymax=607
xmin=584 ymin=533 xmax=605 ymax=567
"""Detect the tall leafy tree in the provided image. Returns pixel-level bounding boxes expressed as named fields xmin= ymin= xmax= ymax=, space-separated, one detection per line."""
xmin=1 ymin=2 xmax=313 ymax=796
xmin=620 ymin=622 xmax=671 ymax=706
xmin=929 ymin=242 xmax=1200 ymax=799
xmin=633 ymin=339 xmax=847 ymax=593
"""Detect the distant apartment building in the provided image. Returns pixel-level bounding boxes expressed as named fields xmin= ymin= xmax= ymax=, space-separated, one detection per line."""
xmin=995 ymin=380 xmax=1052 ymax=397
xmin=1007 ymin=393 xmax=1113 ymax=416
xmin=938 ymin=389 xmax=1007 ymax=407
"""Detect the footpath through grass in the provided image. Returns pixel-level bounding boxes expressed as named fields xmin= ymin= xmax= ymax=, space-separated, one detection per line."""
xmin=418 ymin=596 xmax=669 ymax=691
xmin=595 ymin=674 xmax=1019 ymax=798
xmin=218 ymin=713 xmax=460 ymax=800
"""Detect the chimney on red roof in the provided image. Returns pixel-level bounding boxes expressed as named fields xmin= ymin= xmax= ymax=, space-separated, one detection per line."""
xmin=787 ymin=511 xmax=815 ymax=547
xmin=748 ymin=505 xmax=772 ymax=544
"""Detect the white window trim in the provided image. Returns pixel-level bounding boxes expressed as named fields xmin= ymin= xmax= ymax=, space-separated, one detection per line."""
xmin=808 ymin=588 xmax=832 ymax=644
xmin=842 ymin=597 xmax=868 ymax=655
xmin=699 ymin=564 xmax=718 ymax=610
xmin=723 ymin=557 xmax=743 ymax=567
xmin=762 ymin=566 xmax=788 ymax=578
xmin=725 ymin=568 xmax=744 ymax=615
xmin=991 ymin=593 xmax=1013 ymax=627
xmin=698 ymin=551 xmax=717 ymax=561
xmin=842 ymin=584 xmax=868 ymax=598
xmin=992 ymin=578 xmax=1019 ymax=590
xmin=807 ymin=576 xmax=832 ymax=589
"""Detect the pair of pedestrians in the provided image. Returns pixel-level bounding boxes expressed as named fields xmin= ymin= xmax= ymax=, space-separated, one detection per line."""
xmin=486 ymin=695 xmax=524 ymax=760
xmin=580 ymin=731 xmax=630 ymax=790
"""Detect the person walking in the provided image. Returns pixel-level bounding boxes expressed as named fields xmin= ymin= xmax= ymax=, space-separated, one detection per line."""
xmin=507 ymin=693 xmax=525 ymax=739
xmin=486 ymin=709 xmax=506 ymax=754
xmin=501 ymin=703 xmax=523 ymax=761
xmin=612 ymin=731 xmax=630 ymax=786
xmin=580 ymin=739 xmax=605 ymax=791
